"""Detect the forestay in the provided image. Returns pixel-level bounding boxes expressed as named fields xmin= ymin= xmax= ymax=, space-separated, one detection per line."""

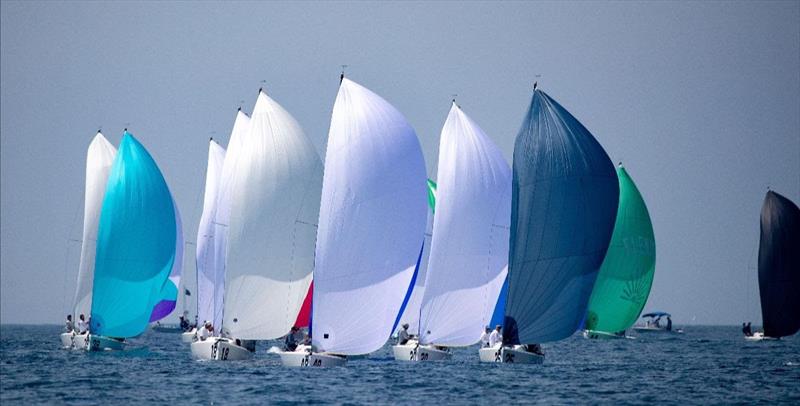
xmin=419 ymin=103 xmax=511 ymax=346
xmin=90 ymin=132 xmax=179 ymax=338
xmin=221 ymin=91 xmax=322 ymax=340
xmin=312 ymin=78 xmax=427 ymax=355
xmin=758 ymin=190 xmax=800 ymax=338
xmin=195 ymin=139 xmax=226 ymax=329
xmin=585 ymin=165 xmax=655 ymax=334
xmin=73 ymin=132 xmax=116 ymax=319
xmin=504 ymin=90 xmax=618 ymax=345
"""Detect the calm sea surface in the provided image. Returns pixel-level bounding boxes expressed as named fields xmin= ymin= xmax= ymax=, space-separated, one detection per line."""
xmin=1 ymin=325 xmax=798 ymax=404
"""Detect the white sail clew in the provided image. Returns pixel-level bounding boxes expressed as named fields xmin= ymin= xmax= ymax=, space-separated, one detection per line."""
xmin=418 ymin=103 xmax=511 ymax=347
xmin=221 ymin=92 xmax=322 ymax=340
xmin=195 ymin=139 xmax=226 ymax=329
xmin=73 ymin=132 xmax=117 ymax=319
xmin=312 ymin=78 xmax=427 ymax=355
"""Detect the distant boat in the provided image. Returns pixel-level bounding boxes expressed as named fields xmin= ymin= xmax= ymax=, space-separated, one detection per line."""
xmin=87 ymin=131 xmax=182 ymax=351
xmin=280 ymin=77 xmax=427 ymax=367
xmin=632 ymin=311 xmax=676 ymax=333
xmin=584 ymin=164 xmax=655 ymax=340
xmin=746 ymin=190 xmax=800 ymax=341
xmin=191 ymin=90 xmax=322 ymax=360
xmin=481 ymin=88 xmax=618 ymax=364
xmin=394 ymin=102 xmax=511 ymax=362
xmin=60 ymin=131 xmax=116 ymax=350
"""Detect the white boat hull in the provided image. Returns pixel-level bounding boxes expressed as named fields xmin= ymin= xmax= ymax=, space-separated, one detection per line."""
xmin=73 ymin=334 xmax=88 ymax=350
xmin=86 ymin=334 xmax=125 ymax=351
xmin=392 ymin=343 xmax=452 ymax=361
xmin=744 ymin=332 xmax=779 ymax=341
xmin=278 ymin=349 xmax=347 ymax=367
xmin=60 ymin=332 xmax=75 ymax=349
xmin=583 ymin=330 xmax=634 ymax=340
xmin=181 ymin=329 xmax=197 ymax=344
xmin=478 ymin=346 xmax=544 ymax=364
xmin=190 ymin=337 xmax=253 ymax=361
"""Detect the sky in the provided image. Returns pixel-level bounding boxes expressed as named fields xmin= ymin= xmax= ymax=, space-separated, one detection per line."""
xmin=1 ymin=1 xmax=798 ymax=325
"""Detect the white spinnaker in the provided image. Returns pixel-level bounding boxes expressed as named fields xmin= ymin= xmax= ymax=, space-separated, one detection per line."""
xmin=419 ymin=104 xmax=511 ymax=347
xmin=222 ymin=92 xmax=322 ymax=340
xmin=195 ymin=140 xmax=226 ymax=328
xmin=312 ymin=78 xmax=427 ymax=355
xmin=73 ymin=132 xmax=117 ymax=319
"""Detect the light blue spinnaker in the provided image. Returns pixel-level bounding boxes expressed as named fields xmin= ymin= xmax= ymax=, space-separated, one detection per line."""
xmin=90 ymin=132 xmax=178 ymax=338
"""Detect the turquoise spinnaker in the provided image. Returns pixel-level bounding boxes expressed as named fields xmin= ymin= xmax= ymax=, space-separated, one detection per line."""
xmin=90 ymin=132 xmax=177 ymax=338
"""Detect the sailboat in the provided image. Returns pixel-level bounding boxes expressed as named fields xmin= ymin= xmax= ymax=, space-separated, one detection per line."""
xmin=746 ymin=190 xmax=800 ymax=341
xmin=191 ymin=90 xmax=322 ymax=360
xmin=480 ymin=88 xmax=618 ymax=363
xmin=185 ymin=137 xmax=227 ymax=344
xmin=60 ymin=131 xmax=116 ymax=350
xmin=86 ymin=131 xmax=182 ymax=351
xmin=279 ymin=77 xmax=427 ymax=367
xmin=583 ymin=164 xmax=655 ymax=339
xmin=393 ymin=102 xmax=511 ymax=361
xmin=393 ymin=179 xmax=436 ymax=336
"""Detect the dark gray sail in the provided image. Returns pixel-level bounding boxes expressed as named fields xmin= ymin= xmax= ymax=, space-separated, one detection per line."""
xmin=503 ymin=90 xmax=618 ymax=345
xmin=758 ymin=190 xmax=800 ymax=338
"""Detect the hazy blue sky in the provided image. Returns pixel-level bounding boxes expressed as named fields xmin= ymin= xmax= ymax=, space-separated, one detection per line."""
xmin=1 ymin=1 xmax=798 ymax=325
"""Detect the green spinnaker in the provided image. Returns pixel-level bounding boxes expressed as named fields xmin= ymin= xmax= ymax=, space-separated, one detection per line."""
xmin=585 ymin=165 xmax=655 ymax=334
xmin=426 ymin=178 xmax=437 ymax=212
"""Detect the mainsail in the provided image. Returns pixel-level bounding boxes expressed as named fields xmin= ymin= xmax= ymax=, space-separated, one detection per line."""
xmin=209 ymin=110 xmax=250 ymax=331
xmin=503 ymin=89 xmax=618 ymax=345
xmin=72 ymin=132 xmax=116 ymax=319
xmin=312 ymin=78 xmax=427 ymax=355
xmin=418 ymin=103 xmax=511 ymax=346
xmin=90 ymin=132 xmax=179 ymax=338
xmin=395 ymin=179 xmax=437 ymax=334
xmin=221 ymin=91 xmax=322 ymax=340
xmin=758 ymin=190 xmax=800 ymax=338
xmin=585 ymin=165 xmax=656 ymax=334
xmin=195 ymin=139 xmax=226 ymax=328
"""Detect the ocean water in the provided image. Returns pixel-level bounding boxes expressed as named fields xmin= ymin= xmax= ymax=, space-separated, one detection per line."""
xmin=1 ymin=325 xmax=798 ymax=404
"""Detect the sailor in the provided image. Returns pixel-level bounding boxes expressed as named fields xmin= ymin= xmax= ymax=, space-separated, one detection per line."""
xmin=488 ymin=325 xmax=503 ymax=348
xmin=285 ymin=326 xmax=300 ymax=351
xmin=198 ymin=321 xmax=214 ymax=341
xmin=65 ymin=315 xmax=74 ymax=333
xmin=179 ymin=316 xmax=190 ymax=332
xmin=397 ymin=323 xmax=412 ymax=345
xmin=301 ymin=332 xmax=312 ymax=348
xmin=479 ymin=327 xmax=491 ymax=348
xmin=743 ymin=322 xmax=753 ymax=337
xmin=76 ymin=314 xmax=89 ymax=335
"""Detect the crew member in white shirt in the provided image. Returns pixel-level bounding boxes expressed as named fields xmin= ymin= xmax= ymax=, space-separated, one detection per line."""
xmin=198 ymin=321 xmax=214 ymax=341
xmin=76 ymin=314 xmax=89 ymax=335
xmin=488 ymin=325 xmax=503 ymax=348
xmin=479 ymin=326 xmax=491 ymax=348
